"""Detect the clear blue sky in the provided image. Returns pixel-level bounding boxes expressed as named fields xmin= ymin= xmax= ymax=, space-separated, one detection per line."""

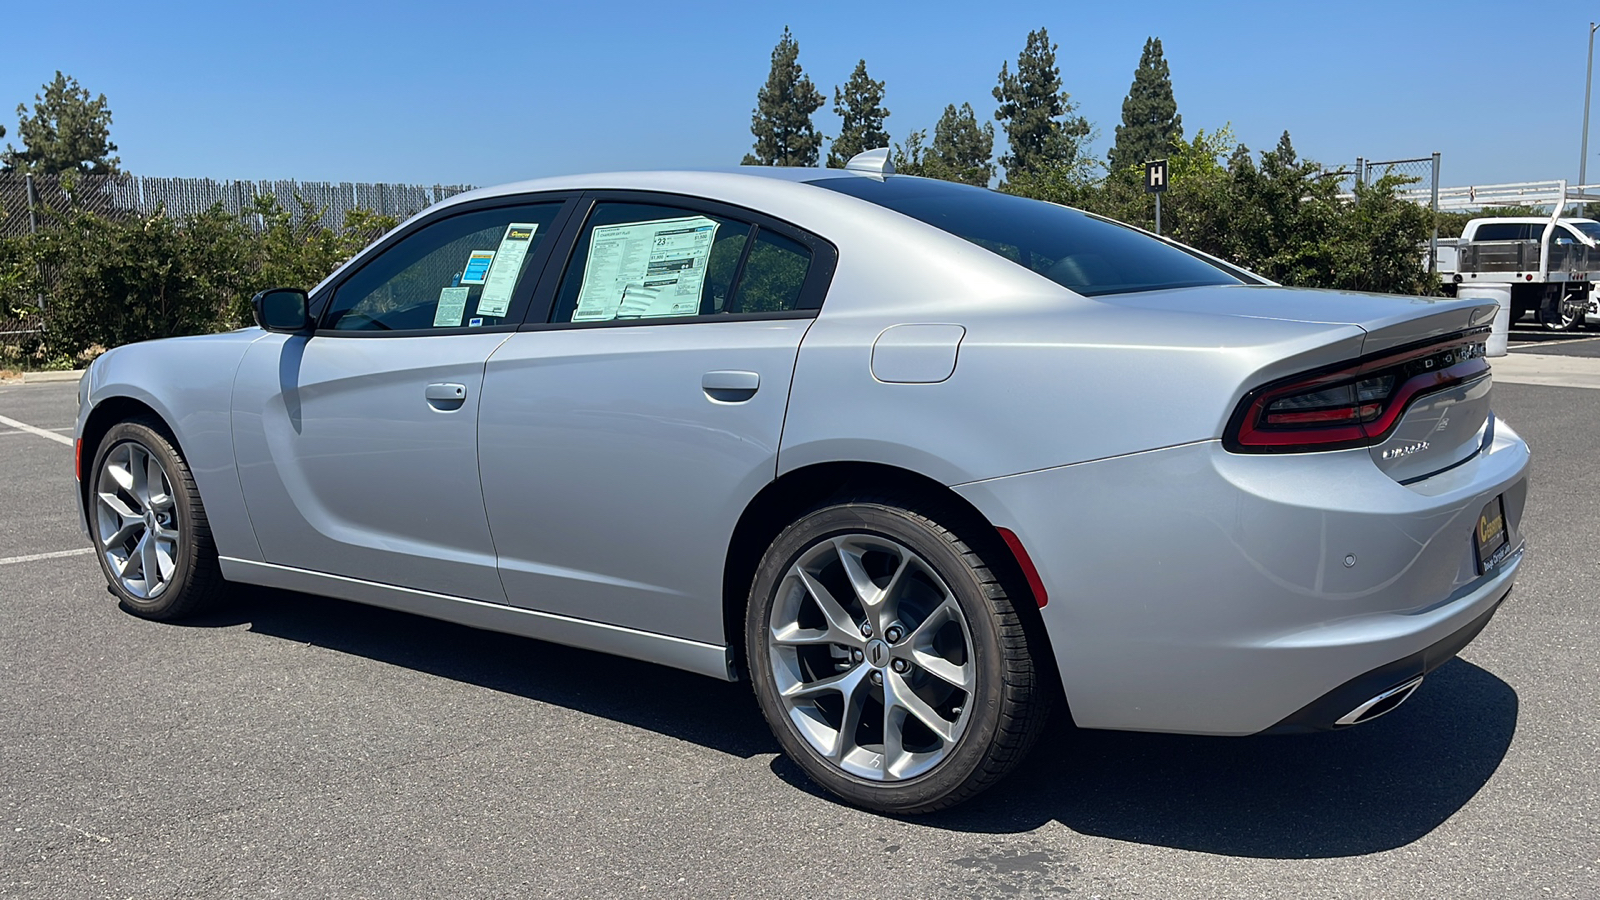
xmin=3 ymin=1 xmax=1596 ymax=190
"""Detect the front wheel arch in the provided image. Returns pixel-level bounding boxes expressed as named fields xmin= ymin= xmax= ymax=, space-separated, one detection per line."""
xmin=78 ymin=396 xmax=174 ymax=520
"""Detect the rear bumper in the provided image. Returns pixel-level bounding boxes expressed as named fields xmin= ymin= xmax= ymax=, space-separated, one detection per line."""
xmin=1259 ymin=580 xmax=1511 ymax=733
xmin=953 ymin=418 xmax=1530 ymax=736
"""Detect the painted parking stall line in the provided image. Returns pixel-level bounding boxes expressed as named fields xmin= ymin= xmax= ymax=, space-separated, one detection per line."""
xmin=0 ymin=413 xmax=73 ymax=446
xmin=0 ymin=426 xmax=72 ymax=436
xmin=0 ymin=547 xmax=93 ymax=566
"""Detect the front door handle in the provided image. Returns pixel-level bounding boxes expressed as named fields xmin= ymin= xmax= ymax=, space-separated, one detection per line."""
xmin=702 ymin=370 xmax=760 ymax=403
xmin=425 ymin=382 xmax=467 ymax=410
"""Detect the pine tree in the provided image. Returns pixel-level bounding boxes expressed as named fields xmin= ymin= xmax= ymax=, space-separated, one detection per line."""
xmin=930 ymin=103 xmax=995 ymax=186
xmin=1108 ymin=37 xmax=1183 ymax=172
xmin=1262 ymin=130 xmax=1298 ymax=178
xmin=742 ymin=27 xmax=826 ymax=167
xmin=2 ymin=72 xmax=120 ymax=175
xmin=1227 ymin=142 xmax=1254 ymax=174
xmin=826 ymin=60 xmax=890 ymax=168
xmin=992 ymin=27 xmax=1091 ymax=183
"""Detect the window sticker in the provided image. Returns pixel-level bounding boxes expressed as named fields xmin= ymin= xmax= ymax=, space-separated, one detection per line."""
xmin=433 ymin=286 xmax=470 ymax=327
xmin=461 ymin=250 xmax=495 ymax=285
xmin=572 ymin=216 xmax=719 ymax=322
xmin=476 ymin=222 xmax=539 ymax=317
xmin=468 ymin=317 xmax=484 ymax=327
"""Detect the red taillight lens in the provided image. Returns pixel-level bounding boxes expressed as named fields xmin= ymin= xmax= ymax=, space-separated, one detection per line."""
xmin=1227 ymin=335 xmax=1489 ymax=453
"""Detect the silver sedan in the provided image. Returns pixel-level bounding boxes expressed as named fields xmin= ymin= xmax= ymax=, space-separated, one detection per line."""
xmin=73 ymin=156 xmax=1528 ymax=813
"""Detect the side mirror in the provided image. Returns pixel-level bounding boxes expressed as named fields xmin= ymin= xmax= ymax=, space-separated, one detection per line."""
xmin=251 ymin=288 xmax=312 ymax=333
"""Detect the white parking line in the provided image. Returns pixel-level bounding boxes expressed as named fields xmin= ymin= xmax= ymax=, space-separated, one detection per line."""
xmin=0 ymin=426 xmax=71 ymax=436
xmin=0 ymin=414 xmax=73 ymax=446
xmin=0 ymin=548 xmax=93 ymax=566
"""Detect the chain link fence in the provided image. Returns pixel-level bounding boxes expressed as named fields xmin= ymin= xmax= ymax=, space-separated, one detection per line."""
xmin=1324 ymin=153 xmax=1443 ymax=277
xmin=0 ymin=173 xmax=474 ymax=340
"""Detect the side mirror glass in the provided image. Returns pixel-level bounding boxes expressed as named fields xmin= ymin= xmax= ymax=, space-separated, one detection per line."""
xmin=251 ymin=288 xmax=312 ymax=333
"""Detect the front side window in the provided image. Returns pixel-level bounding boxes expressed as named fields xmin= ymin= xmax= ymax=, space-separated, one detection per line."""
xmin=325 ymin=203 xmax=563 ymax=332
xmin=550 ymin=202 xmax=813 ymax=323
xmin=808 ymin=175 xmax=1244 ymax=297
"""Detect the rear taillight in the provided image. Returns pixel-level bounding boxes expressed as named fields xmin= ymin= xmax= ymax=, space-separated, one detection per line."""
xmin=1226 ymin=333 xmax=1489 ymax=453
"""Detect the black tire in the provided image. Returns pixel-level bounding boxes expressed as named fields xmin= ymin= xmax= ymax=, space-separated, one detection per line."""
xmin=1539 ymin=303 xmax=1580 ymax=331
xmin=88 ymin=418 xmax=226 ymax=621
xmin=745 ymin=497 xmax=1050 ymax=814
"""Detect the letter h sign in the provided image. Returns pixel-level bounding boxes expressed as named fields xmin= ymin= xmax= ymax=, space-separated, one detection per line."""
xmin=1145 ymin=159 xmax=1168 ymax=193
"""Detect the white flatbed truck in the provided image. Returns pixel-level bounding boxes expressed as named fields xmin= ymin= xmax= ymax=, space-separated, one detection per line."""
xmin=1443 ymin=215 xmax=1598 ymax=330
xmin=1414 ymin=180 xmax=1600 ymax=331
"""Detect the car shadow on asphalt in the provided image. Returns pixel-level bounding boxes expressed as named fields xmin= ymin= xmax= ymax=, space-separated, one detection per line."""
xmin=184 ymin=585 xmax=779 ymax=759
xmin=189 ymin=586 xmax=1517 ymax=860
xmin=842 ymin=657 xmax=1518 ymax=858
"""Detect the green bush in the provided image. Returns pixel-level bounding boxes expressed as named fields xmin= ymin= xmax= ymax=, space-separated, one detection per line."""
xmin=0 ymin=196 xmax=396 ymax=367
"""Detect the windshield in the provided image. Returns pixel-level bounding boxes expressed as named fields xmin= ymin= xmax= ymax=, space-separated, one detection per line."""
xmin=807 ymin=175 xmax=1248 ymax=296
xmin=1569 ymin=221 xmax=1600 ymax=242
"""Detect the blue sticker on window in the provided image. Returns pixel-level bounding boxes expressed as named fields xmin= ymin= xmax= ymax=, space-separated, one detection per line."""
xmin=468 ymin=317 xmax=484 ymax=327
xmin=461 ymin=251 xmax=494 ymax=285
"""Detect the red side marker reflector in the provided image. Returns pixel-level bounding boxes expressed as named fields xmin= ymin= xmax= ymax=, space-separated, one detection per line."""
xmin=997 ymin=527 xmax=1048 ymax=609
xmin=74 ymin=438 xmax=82 ymax=482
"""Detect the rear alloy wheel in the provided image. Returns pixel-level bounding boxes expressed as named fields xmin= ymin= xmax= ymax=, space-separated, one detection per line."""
xmin=746 ymin=500 xmax=1048 ymax=814
xmin=91 ymin=420 xmax=225 ymax=620
xmin=1540 ymin=292 xmax=1583 ymax=331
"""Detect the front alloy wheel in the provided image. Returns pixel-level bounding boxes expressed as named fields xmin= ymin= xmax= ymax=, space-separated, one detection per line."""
xmin=89 ymin=419 xmax=225 ymax=620
xmin=747 ymin=499 xmax=1049 ymax=814
xmin=96 ymin=439 xmax=180 ymax=599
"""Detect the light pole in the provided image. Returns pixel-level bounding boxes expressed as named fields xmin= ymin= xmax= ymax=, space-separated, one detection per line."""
xmin=1581 ymin=22 xmax=1598 ymax=216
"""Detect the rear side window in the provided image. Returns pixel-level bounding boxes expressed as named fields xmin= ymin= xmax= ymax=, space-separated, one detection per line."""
xmin=808 ymin=176 xmax=1243 ymax=297
xmin=1472 ymin=223 xmax=1525 ymax=241
xmin=549 ymin=202 xmax=814 ymax=323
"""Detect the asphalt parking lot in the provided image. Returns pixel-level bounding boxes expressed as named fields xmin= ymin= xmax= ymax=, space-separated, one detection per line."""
xmin=3 ymin=342 xmax=1598 ymax=899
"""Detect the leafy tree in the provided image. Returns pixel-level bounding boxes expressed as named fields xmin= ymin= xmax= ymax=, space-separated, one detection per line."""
xmin=3 ymin=72 xmax=121 ymax=176
xmin=1331 ymin=173 xmax=1434 ymax=295
xmin=742 ymin=27 xmax=826 ymax=167
xmin=1108 ymin=37 xmax=1183 ymax=172
xmin=891 ymin=129 xmax=931 ymax=176
xmin=992 ymin=28 xmax=1091 ymax=183
xmin=1001 ymin=122 xmax=1436 ymax=296
xmin=827 ymin=60 xmax=890 ymax=168
xmin=253 ymin=196 xmax=396 ymax=301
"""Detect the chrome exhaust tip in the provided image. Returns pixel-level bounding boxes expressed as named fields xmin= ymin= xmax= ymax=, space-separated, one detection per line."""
xmin=1334 ymin=675 xmax=1425 ymax=727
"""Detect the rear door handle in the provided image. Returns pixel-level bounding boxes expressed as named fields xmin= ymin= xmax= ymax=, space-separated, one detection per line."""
xmin=702 ymin=370 xmax=759 ymax=402
xmin=425 ymin=382 xmax=467 ymax=410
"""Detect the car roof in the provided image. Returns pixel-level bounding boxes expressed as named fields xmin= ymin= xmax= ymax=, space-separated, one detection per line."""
xmin=1468 ymin=216 xmax=1598 ymax=226
xmin=309 ymin=166 xmax=1060 ymax=306
xmin=436 ymin=166 xmax=861 ymax=208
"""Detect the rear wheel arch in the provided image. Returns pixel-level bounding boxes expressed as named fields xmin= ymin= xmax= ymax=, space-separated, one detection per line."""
xmin=721 ymin=461 xmax=1059 ymax=691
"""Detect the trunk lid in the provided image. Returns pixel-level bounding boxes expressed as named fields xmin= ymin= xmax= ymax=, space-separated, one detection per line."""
xmin=1102 ymin=284 xmax=1499 ymax=482
xmin=1094 ymin=283 xmax=1497 ymax=353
